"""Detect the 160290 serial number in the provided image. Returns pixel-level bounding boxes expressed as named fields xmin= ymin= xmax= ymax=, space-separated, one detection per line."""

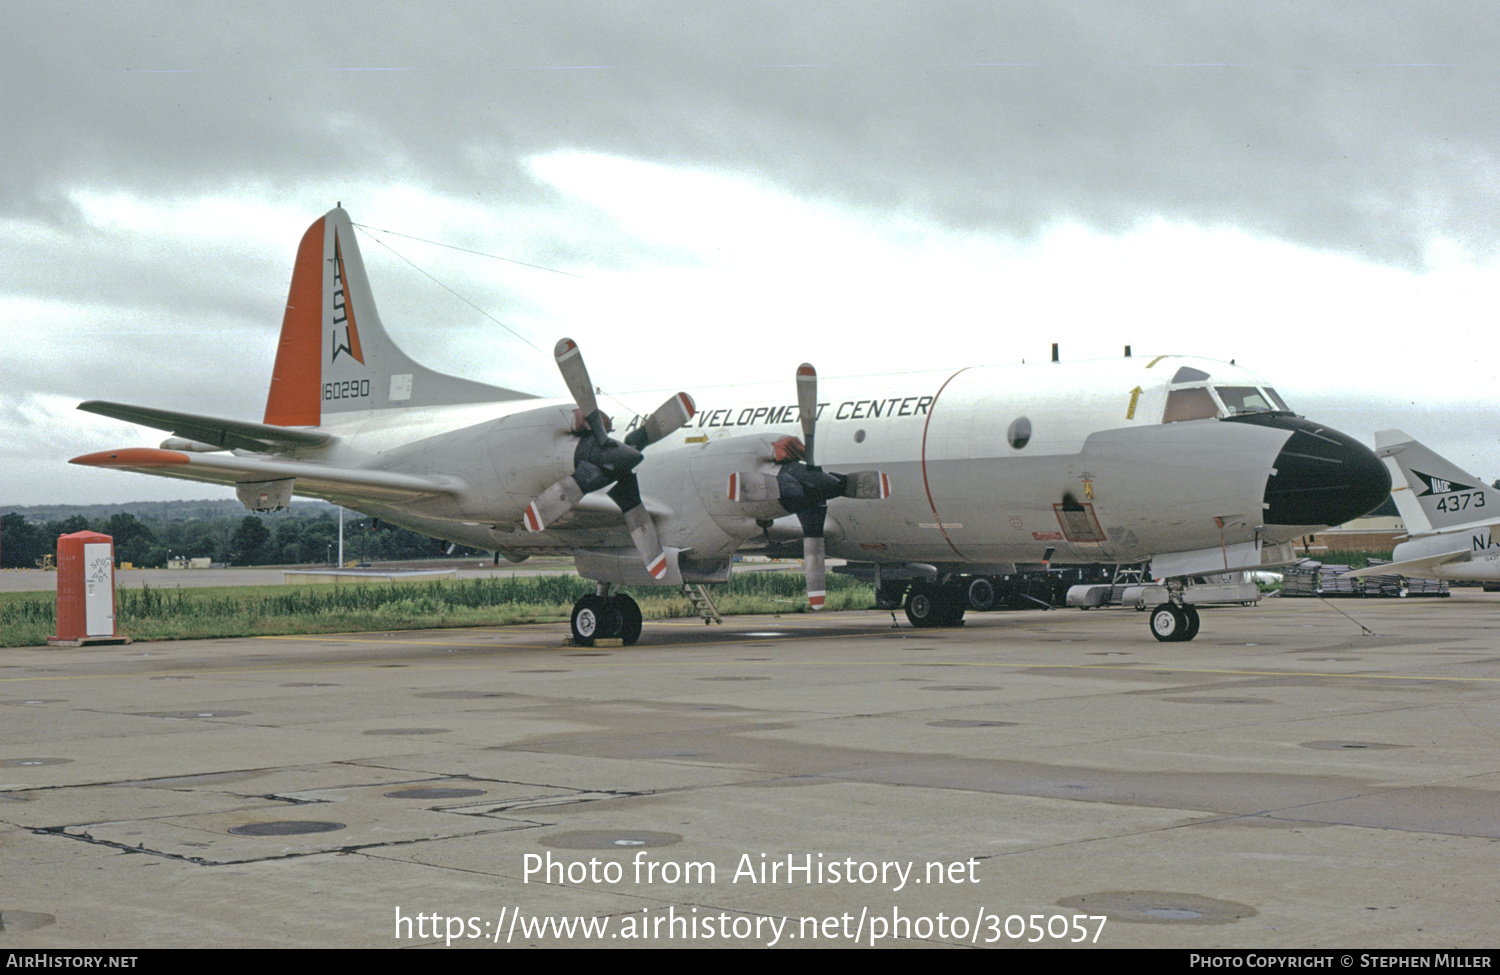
xmin=324 ymin=380 xmax=370 ymax=401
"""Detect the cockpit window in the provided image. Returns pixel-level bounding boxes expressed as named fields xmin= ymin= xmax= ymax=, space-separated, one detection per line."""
xmin=1216 ymin=386 xmax=1290 ymax=415
xmin=1215 ymin=386 xmax=1273 ymax=414
xmin=1171 ymin=366 xmax=1211 ymax=383
xmin=1163 ymin=387 xmax=1218 ymax=423
xmin=1265 ymin=388 xmax=1290 ymax=412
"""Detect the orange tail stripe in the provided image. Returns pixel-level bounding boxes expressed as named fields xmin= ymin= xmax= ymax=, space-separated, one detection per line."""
xmin=263 ymin=215 xmax=325 ymax=427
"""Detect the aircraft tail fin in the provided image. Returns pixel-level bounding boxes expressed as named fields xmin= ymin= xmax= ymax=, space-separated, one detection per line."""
xmin=264 ymin=207 xmax=531 ymax=426
xmin=1374 ymin=430 xmax=1491 ymax=535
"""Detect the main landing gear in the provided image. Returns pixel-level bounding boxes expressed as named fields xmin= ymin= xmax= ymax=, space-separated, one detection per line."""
xmin=1149 ymin=602 xmax=1200 ymax=642
xmin=570 ymin=591 xmax=643 ymax=646
xmin=904 ymin=579 xmax=967 ymax=628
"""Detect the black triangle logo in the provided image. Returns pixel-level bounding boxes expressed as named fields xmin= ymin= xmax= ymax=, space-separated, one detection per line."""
xmin=1412 ymin=469 xmax=1474 ymax=497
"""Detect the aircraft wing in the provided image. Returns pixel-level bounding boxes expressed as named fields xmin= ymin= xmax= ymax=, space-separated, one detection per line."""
xmin=69 ymin=448 xmax=463 ymax=505
xmin=1343 ymin=550 xmax=1473 ymax=579
xmin=79 ymin=401 xmax=333 ymax=453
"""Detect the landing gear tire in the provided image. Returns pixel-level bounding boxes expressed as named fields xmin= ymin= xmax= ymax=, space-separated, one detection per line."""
xmin=1149 ymin=602 xmax=1198 ymax=642
xmin=906 ymin=580 xmax=966 ymax=628
xmin=571 ymin=594 xmax=622 ymax=646
xmin=875 ymin=582 xmax=907 ymax=610
xmin=905 ymin=583 xmax=941 ymax=627
xmin=966 ymin=576 xmax=997 ymax=612
xmin=941 ymin=592 xmax=966 ymax=626
xmin=1150 ymin=602 xmax=1184 ymax=642
xmin=612 ymin=594 xmax=643 ymax=646
xmin=1180 ymin=604 xmax=1200 ymax=641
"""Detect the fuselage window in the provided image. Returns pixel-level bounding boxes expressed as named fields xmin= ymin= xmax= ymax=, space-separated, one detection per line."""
xmin=1007 ymin=417 xmax=1031 ymax=449
xmin=1163 ymin=387 xmax=1218 ymax=423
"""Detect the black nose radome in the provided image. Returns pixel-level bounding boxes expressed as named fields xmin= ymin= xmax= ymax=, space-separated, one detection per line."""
xmin=1225 ymin=414 xmax=1391 ymax=528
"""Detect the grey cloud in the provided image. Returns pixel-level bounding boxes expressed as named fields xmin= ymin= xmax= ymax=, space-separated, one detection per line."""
xmin=6 ymin=2 xmax=1499 ymax=266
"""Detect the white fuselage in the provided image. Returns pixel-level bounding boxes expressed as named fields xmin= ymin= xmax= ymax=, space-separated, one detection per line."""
xmin=299 ymin=355 xmax=1345 ymax=584
xmin=1391 ymin=527 xmax=1500 ymax=582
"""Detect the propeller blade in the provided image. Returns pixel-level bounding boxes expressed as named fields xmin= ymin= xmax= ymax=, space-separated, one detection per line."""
xmin=840 ymin=471 xmax=891 ymax=500
xmin=523 ymin=456 xmax=616 ymax=533
xmin=727 ymin=471 xmax=781 ymax=503
xmin=726 ymin=360 xmax=888 ymax=608
xmin=796 ymin=363 xmax=817 ymax=466
xmin=724 ymin=360 xmax=890 ymax=608
xmin=605 ymin=471 xmax=670 ymax=578
xmin=803 ymin=535 xmax=826 ymax=610
xmin=524 ymin=475 xmax=584 ymax=532
xmin=554 ymin=338 xmax=606 ymax=444
xmin=531 ymin=338 xmax=694 ymax=580
xmin=795 ymin=504 xmax=828 ymax=609
xmin=623 ymin=503 xmax=669 ymax=580
xmin=553 ymin=338 xmax=597 ymax=414
xmin=625 ymin=392 xmax=697 ymax=450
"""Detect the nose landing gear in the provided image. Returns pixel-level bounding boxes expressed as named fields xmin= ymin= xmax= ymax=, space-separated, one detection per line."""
xmin=1149 ymin=602 xmax=1200 ymax=642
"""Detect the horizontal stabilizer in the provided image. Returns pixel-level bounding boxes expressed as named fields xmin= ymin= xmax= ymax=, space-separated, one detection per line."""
xmin=70 ymin=448 xmax=461 ymax=504
xmin=1344 ymin=550 xmax=1473 ymax=578
xmin=79 ymin=401 xmax=332 ymax=453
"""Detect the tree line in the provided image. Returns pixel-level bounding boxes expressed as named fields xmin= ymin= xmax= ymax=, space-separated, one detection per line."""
xmin=1 ymin=509 xmax=485 ymax=569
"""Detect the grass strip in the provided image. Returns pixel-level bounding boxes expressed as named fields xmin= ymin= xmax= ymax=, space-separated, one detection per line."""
xmin=1 ymin=572 xmax=874 ymax=646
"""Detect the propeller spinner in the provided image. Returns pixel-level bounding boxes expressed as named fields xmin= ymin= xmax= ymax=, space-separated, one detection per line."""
xmin=523 ymin=338 xmax=696 ymax=580
xmin=728 ymin=363 xmax=890 ymax=608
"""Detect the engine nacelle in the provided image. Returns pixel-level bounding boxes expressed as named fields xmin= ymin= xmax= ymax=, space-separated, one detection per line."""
xmin=688 ymin=434 xmax=791 ymax=527
xmin=374 ymin=404 xmax=581 ymax=524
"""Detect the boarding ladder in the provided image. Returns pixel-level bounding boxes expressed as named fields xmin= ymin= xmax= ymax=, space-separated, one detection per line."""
xmin=683 ymin=584 xmax=723 ymax=624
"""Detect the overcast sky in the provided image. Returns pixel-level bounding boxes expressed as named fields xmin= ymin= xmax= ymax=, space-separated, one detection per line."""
xmin=5 ymin=1 xmax=1499 ymax=507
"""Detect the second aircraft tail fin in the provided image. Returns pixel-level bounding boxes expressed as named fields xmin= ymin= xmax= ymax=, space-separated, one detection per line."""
xmin=1374 ymin=429 xmax=1491 ymax=535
